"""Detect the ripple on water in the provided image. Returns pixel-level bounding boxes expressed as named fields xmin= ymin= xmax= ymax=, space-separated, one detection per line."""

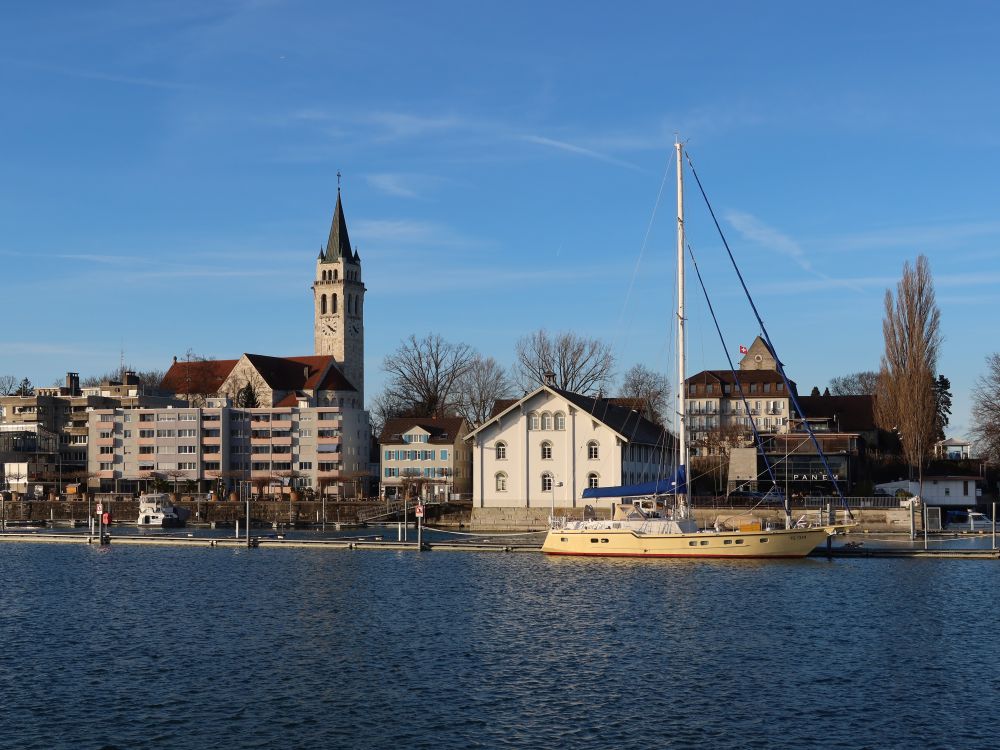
xmin=2 ymin=545 xmax=1000 ymax=749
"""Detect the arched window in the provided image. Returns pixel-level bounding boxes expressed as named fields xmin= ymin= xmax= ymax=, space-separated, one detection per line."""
xmin=495 ymin=472 xmax=507 ymax=492
xmin=541 ymin=412 xmax=552 ymax=430
xmin=333 ymin=269 xmax=339 ymax=281
xmin=555 ymin=412 xmax=566 ymax=430
xmin=495 ymin=441 xmax=507 ymax=460
xmin=528 ymin=412 xmax=539 ymax=430
xmin=541 ymin=473 xmax=553 ymax=492
xmin=587 ymin=472 xmax=599 ymax=489
xmin=321 ymin=295 xmax=327 ymax=315
xmin=332 ymin=294 xmax=338 ymax=314
xmin=587 ymin=441 xmax=599 ymax=460
xmin=541 ymin=441 xmax=552 ymax=460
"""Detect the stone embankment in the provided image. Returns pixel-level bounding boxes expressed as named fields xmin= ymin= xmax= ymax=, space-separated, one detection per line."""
xmin=0 ymin=498 xmax=471 ymax=527
xmin=469 ymin=506 xmax=915 ymax=533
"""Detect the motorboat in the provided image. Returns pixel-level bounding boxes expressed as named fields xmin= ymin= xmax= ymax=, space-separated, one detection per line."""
xmin=137 ymin=493 xmax=191 ymax=528
xmin=944 ymin=509 xmax=994 ymax=532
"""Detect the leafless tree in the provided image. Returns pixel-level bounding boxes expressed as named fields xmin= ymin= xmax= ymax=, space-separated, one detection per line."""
xmin=828 ymin=370 xmax=879 ymax=396
xmin=0 ymin=375 xmax=16 ymax=395
xmin=161 ymin=469 xmax=189 ymax=497
xmin=874 ymin=255 xmax=941 ymax=493
xmin=369 ymin=389 xmax=410 ymax=437
xmin=619 ymin=364 xmax=671 ymax=424
xmin=971 ymin=353 xmax=1000 ymax=462
xmin=455 ymin=355 xmax=512 ymax=427
xmin=690 ymin=424 xmax=751 ymax=495
xmin=222 ymin=371 xmax=268 ymax=408
xmin=382 ymin=334 xmax=473 ymax=417
xmin=513 ymin=329 xmax=615 ymax=395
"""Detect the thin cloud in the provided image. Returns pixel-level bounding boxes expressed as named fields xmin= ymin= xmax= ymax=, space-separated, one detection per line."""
xmin=352 ymin=219 xmax=482 ymax=249
xmin=6 ymin=58 xmax=202 ymax=91
xmin=365 ymin=173 xmax=450 ymax=199
xmin=520 ymin=134 xmax=644 ymax=171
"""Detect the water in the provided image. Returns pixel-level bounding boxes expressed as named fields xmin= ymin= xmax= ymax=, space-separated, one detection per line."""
xmin=2 ymin=543 xmax=999 ymax=749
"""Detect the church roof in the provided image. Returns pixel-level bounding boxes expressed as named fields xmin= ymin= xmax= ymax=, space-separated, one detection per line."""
xmin=323 ymin=191 xmax=352 ymax=262
xmin=243 ymin=354 xmax=355 ymax=393
xmin=161 ymin=359 xmax=239 ymax=395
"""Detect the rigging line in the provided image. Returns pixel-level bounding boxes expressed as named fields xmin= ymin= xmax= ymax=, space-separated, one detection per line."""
xmin=686 ymin=244 xmax=781 ymax=492
xmin=616 ymin=147 xmax=676 ymax=334
xmin=684 ymin=150 xmax=853 ymax=519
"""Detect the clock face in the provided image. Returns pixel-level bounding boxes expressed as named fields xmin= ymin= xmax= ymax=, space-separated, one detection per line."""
xmin=324 ymin=322 xmax=337 ymax=336
xmin=350 ymin=322 xmax=360 ymax=335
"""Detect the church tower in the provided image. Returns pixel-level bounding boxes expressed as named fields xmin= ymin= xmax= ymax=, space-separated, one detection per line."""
xmin=313 ymin=186 xmax=365 ymax=401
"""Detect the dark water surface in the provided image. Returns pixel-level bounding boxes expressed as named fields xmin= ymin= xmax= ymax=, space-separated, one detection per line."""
xmin=2 ymin=543 xmax=999 ymax=750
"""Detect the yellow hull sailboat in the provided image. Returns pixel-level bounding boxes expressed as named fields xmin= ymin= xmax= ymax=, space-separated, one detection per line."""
xmin=541 ymin=139 xmax=848 ymax=559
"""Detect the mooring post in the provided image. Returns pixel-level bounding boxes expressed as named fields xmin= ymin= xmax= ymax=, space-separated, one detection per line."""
xmin=909 ymin=501 xmax=916 ymax=541
xmin=993 ymin=501 xmax=996 ymax=552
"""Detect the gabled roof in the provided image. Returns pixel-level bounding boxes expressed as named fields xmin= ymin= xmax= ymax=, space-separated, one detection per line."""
xmin=470 ymin=386 xmax=669 ymax=447
xmin=686 ymin=369 xmax=795 ymax=387
xmin=323 ymin=191 xmax=352 ymax=262
xmin=379 ymin=417 xmax=467 ymax=445
xmin=161 ymin=359 xmax=239 ymax=395
xmin=243 ymin=354 xmax=356 ymax=393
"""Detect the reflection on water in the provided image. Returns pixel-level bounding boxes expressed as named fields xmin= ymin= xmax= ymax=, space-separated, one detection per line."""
xmin=2 ymin=543 xmax=999 ymax=749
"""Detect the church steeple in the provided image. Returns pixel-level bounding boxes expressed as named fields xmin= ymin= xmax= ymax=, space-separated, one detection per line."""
xmin=323 ymin=190 xmax=352 ymax=262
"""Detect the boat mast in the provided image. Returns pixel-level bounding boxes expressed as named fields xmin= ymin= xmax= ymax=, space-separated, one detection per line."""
xmin=676 ymin=138 xmax=688 ymax=518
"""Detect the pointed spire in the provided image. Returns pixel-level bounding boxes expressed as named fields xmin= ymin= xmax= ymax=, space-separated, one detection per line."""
xmin=317 ymin=245 xmax=324 ymax=260
xmin=353 ymin=244 xmax=361 ymax=263
xmin=324 ymin=189 xmax=352 ymax=262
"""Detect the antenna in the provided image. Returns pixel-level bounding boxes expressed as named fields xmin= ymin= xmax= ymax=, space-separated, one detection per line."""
xmin=337 ymin=170 xmax=342 ymax=192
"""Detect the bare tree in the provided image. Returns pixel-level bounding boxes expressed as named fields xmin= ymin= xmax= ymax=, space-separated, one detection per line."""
xmin=455 ymin=355 xmax=512 ymax=427
xmin=619 ymin=364 xmax=671 ymax=424
xmin=874 ymin=255 xmax=941 ymax=493
xmin=513 ymin=329 xmax=614 ymax=395
xmin=971 ymin=353 xmax=1000 ymax=462
xmin=828 ymin=370 xmax=879 ymax=396
xmin=0 ymin=375 xmax=16 ymax=395
xmin=369 ymin=389 xmax=410 ymax=437
xmin=382 ymin=334 xmax=473 ymax=417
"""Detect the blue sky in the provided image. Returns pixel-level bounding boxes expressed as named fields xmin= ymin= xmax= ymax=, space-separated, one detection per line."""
xmin=2 ymin=0 xmax=998 ymax=435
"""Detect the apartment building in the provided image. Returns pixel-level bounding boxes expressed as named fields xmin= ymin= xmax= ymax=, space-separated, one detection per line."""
xmin=378 ymin=417 xmax=471 ymax=501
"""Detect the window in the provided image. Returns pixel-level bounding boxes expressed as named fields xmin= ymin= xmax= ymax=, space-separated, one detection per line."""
xmin=178 ymin=429 xmax=197 ymax=437
xmin=529 ymin=412 xmax=539 ymax=430
xmin=763 ymin=383 xmax=771 ymax=393
xmin=179 ymin=413 xmax=196 ymax=421
xmin=541 ymin=441 xmax=552 ymax=460
xmin=139 ymin=446 xmax=154 ymax=455
xmin=156 ymin=429 xmax=176 ymax=438
xmin=99 ymin=462 xmax=113 ymax=471
xmin=156 ymin=446 xmax=174 ymax=454
xmin=495 ymin=442 xmax=506 ymax=460
xmin=440 ymin=449 xmax=448 ymax=460
xmin=384 ymin=450 xmax=392 ymax=460
xmin=298 ymin=462 xmax=312 ymax=470
xmin=204 ymin=462 xmax=220 ymax=471
xmin=99 ymin=446 xmax=114 ymax=455
xmin=706 ymin=384 xmax=714 ymax=394
xmin=587 ymin=441 xmax=599 ymax=460
xmin=541 ymin=473 xmax=553 ymax=492
xmin=555 ymin=412 xmax=566 ymax=430
xmin=178 ymin=462 xmax=197 ymax=470
xmin=541 ymin=412 xmax=552 ymax=430
xmin=587 ymin=472 xmax=599 ymax=489
xmin=123 ymin=430 xmax=131 ymax=438
xmin=156 ymin=413 xmax=175 ymax=421
xmin=99 ymin=431 xmax=112 ymax=439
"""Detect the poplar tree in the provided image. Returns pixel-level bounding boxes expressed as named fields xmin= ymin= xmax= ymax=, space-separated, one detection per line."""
xmin=874 ymin=255 xmax=941 ymax=494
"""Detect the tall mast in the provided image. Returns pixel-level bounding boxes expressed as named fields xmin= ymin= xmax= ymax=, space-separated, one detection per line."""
xmin=676 ymin=138 xmax=687 ymax=514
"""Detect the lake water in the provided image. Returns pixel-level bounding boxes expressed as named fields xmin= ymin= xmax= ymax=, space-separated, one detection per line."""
xmin=2 ymin=539 xmax=999 ymax=749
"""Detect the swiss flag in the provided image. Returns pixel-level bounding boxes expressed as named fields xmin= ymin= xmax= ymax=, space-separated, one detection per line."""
xmin=739 ymin=345 xmax=748 ymax=354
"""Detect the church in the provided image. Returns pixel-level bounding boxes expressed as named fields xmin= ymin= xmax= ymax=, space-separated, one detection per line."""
xmin=129 ymin=188 xmax=375 ymax=498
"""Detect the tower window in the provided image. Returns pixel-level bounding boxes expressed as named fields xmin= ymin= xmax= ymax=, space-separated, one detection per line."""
xmin=334 ymin=269 xmax=339 ymax=281
xmin=332 ymin=294 xmax=338 ymax=314
xmin=321 ymin=295 xmax=327 ymax=315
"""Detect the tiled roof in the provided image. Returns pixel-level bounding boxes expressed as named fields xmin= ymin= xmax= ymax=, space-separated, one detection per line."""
xmin=796 ymin=395 xmax=876 ymax=433
xmin=552 ymin=388 xmax=668 ymax=446
xmin=379 ymin=417 xmax=467 ymax=445
xmin=161 ymin=359 xmax=239 ymax=395
xmin=686 ymin=369 xmax=798 ymax=396
xmin=243 ymin=354 xmax=356 ymax=393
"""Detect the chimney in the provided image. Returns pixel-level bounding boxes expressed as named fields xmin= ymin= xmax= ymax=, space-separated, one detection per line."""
xmin=66 ymin=372 xmax=80 ymax=396
xmin=543 ymin=370 xmax=556 ymax=387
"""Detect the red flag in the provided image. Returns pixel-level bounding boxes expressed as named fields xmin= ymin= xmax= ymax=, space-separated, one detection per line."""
xmin=739 ymin=345 xmax=748 ymax=354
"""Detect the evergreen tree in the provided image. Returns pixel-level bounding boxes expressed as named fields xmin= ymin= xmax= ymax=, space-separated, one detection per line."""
xmin=822 ymin=387 xmax=831 ymax=397
xmin=16 ymin=377 xmax=33 ymax=396
xmin=933 ymin=374 xmax=952 ymax=441
xmin=810 ymin=386 xmax=821 ymax=397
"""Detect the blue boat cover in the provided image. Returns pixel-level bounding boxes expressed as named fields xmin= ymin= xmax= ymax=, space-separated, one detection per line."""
xmin=581 ymin=466 xmax=686 ymax=499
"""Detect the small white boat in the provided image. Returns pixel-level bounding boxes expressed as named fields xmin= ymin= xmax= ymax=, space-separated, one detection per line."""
xmin=137 ymin=493 xmax=191 ymax=528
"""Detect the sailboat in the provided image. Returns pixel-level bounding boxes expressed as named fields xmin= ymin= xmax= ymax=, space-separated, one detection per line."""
xmin=541 ymin=140 xmax=843 ymax=558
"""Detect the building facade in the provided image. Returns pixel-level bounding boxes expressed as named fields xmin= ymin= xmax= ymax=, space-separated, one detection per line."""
xmin=378 ymin=417 xmax=471 ymax=501
xmin=465 ymin=386 xmax=672 ymax=510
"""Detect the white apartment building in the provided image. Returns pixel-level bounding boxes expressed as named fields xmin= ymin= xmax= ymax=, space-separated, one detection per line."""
xmin=379 ymin=417 xmax=471 ymax=501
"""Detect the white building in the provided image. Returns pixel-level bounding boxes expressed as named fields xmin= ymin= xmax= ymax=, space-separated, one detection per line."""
xmin=876 ymin=475 xmax=982 ymax=507
xmin=464 ymin=386 xmax=673 ymax=511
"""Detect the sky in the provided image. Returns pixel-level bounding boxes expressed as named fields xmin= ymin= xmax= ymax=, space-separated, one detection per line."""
xmin=2 ymin=0 xmax=998 ymax=436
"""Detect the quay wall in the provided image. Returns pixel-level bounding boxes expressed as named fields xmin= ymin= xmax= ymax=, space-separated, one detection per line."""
xmin=469 ymin=506 xmax=916 ymax=533
xmin=0 ymin=499 xmax=467 ymax=527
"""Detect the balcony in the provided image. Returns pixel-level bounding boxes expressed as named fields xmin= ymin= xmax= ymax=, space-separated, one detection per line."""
xmin=271 ymin=436 xmax=292 ymax=447
xmin=95 ymin=437 xmax=115 ymax=448
xmin=271 ymin=419 xmax=292 ymax=430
